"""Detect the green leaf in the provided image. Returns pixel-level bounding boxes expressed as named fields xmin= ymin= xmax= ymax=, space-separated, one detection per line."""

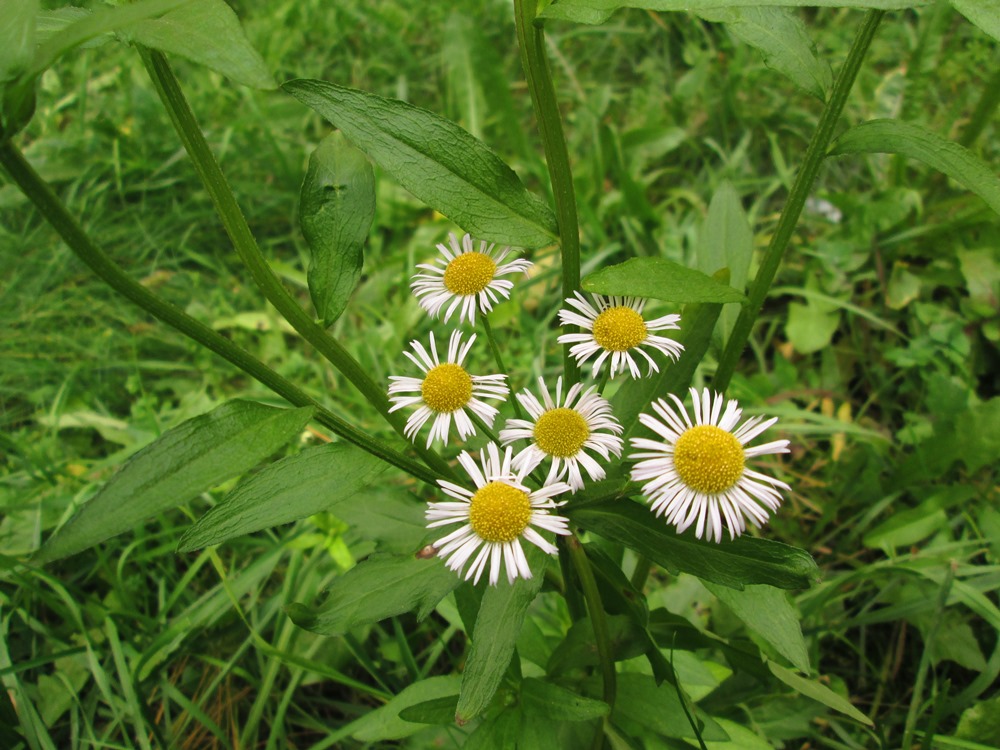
xmin=704 ymin=582 xmax=810 ymax=673
xmin=612 ymin=673 xmax=727 ymax=740
xmin=697 ymin=182 xmax=753 ymax=344
xmin=862 ymin=486 xmax=976 ymax=550
xmin=286 ymin=554 xmax=460 ymax=636
xmin=177 ymin=443 xmax=387 ymax=551
xmin=956 ymin=693 xmax=1000 ymax=745
xmin=951 ymin=0 xmax=1000 ymax=43
xmin=464 ymin=708 xmax=524 ymax=750
xmin=521 ymin=678 xmax=609 ymax=721
xmin=583 ymin=257 xmax=746 ymax=304
xmin=282 ymin=79 xmax=557 ymax=248
xmin=548 ymin=615 xmax=651 ymax=675
xmin=830 ymin=120 xmax=1000 ymax=217
xmin=541 ymin=0 xmax=930 ymax=25
xmin=568 ymin=500 xmax=819 ymax=590
xmin=126 ymin=0 xmax=275 ymax=89
xmin=456 ymin=546 xmax=548 ymax=721
xmin=893 ymin=398 xmax=1000 ymax=484
xmin=767 ymin=661 xmax=872 ymax=725
xmin=349 ymin=676 xmax=461 ymax=742
xmin=0 ymin=0 xmax=38 ymax=139
xmin=300 ymin=132 xmax=375 ymax=326
xmin=786 ymin=299 xmax=840 ymax=354
xmin=29 ymin=0 xmax=194 ymax=77
xmin=34 ymin=401 xmax=313 ymax=564
xmin=398 ymin=695 xmax=459 ymax=725
xmin=696 ymin=8 xmax=831 ymax=99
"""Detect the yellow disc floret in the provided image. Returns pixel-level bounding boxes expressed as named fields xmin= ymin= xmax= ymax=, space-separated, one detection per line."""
xmin=533 ymin=407 xmax=590 ymax=458
xmin=421 ymin=363 xmax=473 ymax=413
xmin=673 ymin=425 xmax=745 ymax=494
xmin=443 ymin=252 xmax=497 ymax=296
xmin=592 ymin=306 xmax=648 ymax=351
xmin=468 ymin=481 xmax=532 ymax=543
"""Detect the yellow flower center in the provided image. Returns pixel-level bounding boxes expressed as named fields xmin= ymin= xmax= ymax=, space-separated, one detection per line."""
xmin=420 ymin=363 xmax=473 ymax=413
xmin=468 ymin=481 xmax=532 ymax=543
xmin=533 ymin=407 xmax=590 ymax=458
xmin=592 ymin=306 xmax=648 ymax=351
xmin=673 ymin=425 xmax=745 ymax=494
xmin=443 ymin=252 xmax=497 ymax=296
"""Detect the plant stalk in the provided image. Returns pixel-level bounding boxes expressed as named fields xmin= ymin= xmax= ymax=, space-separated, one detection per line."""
xmin=137 ymin=47 xmax=454 ymax=480
xmin=513 ymin=0 xmax=581 ymax=384
xmin=713 ymin=10 xmax=885 ymax=391
xmin=0 ymin=139 xmax=439 ymax=486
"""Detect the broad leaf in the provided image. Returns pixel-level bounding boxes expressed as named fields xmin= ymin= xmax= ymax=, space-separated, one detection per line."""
xmin=456 ymin=546 xmax=548 ymax=721
xmin=300 ymin=132 xmax=375 ymax=326
xmin=177 ymin=442 xmax=387 ymax=551
xmin=696 ymin=7 xmax=831 ymax=99
xmin=583 ymin=258 xmax=746 ymax=304
xmin=34 ymin=401 xmax=313 ymax=564
xmin=541 ymin=0 xmax=931 ymax=25
xmin=568 ymin=500 xmax=819 ymax=590
xmin=704 ymin=582 xmax=810 ymax=672
xmin=768 ymin=661 xmax=872 ymax=725
xmin=612 ymin=673 xmax=728 ymax=740
xmin=282 ymin=79 xmax=558 ymax=248
xmin=951 ymin=0 xmax=1000 ymax=43
xmin=830 ymin=119 xmax=1000 ymax=217
xmin=350 ymin=676 xmax=461 ymax=742
xmin=697 ymin=182 xmax=753 ymax=344
xmin=521 ymin=678 xmax=609 ymax=721
xmin=286 ymin=554 xmax=460 ymax=636
xmin=127 ymin=0 xmax=275 ymax=89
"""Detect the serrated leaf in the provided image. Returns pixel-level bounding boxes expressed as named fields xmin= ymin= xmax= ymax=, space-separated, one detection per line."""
xmin=456 ymin=546 xmax=548 ymax=721
xmin=349 ymin=676 xmax=461 ymax=742
xmin=951 ymin=0 xmax=1000 ymax=43
xmin=34 ymin=401 xmax=313 ymax=564
xmin=283 ymin=79 xmax=557 ymax=247
xmin=521 ymin=678 xmax=609 ymax=721
xmin=767 ymin=661 xmax=872 ymax=725
xmin=583 ymin=257 xmax=746 ymax=304
xmin=697 ymin=8 xmax=831 ymax=98
xmin=287 ymin=554 xmax=460 ymax=636
xmin=567 ymin=500 xmax=819 ymax=590
xmin=704 ymin=582 xmax=810 ymax=673
xmin=300 ymin=132 xmax=375 ymax=326
xmin=830 ymin=119 xmax=1000 ymax=217
xmin=127 ymin=0 xmax=274 ymax=89
xmin=177 ymin=443 xmax=387 ymax=551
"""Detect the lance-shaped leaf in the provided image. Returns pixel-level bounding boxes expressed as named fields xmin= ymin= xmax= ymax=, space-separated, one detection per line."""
xmin=177 ymin=442 xmax=387 ymax=551
xmin=830 ymin=119 xmax=1000 ymax=217
xmin=299 ymin=132 xmax=375 ymax=326
xmin=951 ymin=0 xmax=1000 ymax=44
xmin=282 ymin=79 xmax=558 ymax=248
xmin=697 ymin=182 xmax=753 ymax=346
xmin=286 ymin=554 xmax=460 ymax=636
xmin=567 ymin=499 xmax=819 ymax=590
xmin=768 ymin=661 xmax=872 ymax=725
xmin=34 ymin=401 xmax=314 ymax=564
xmin=583 ymin=258 xmax=746 ymax=304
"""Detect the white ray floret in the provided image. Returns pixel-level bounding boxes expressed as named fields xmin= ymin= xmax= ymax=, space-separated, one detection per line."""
xmin=557 ymin=292 xmax=683 ymax=379
xmin=410 ymin=232 xmax=533 ymax=325
xmin=629 ymin=388 xmax=791 ymax=543
xmin=387 ymin=330 xmax=508 ymax=448
xmin=499 ymin=376 xmax=624 ymax=493
xmin=426 ymin=443 xmax=571 ymax=585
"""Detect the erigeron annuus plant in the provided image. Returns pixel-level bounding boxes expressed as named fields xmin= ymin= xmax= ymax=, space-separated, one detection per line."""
xmin=15 ymin=0 xmax=999 ymax=742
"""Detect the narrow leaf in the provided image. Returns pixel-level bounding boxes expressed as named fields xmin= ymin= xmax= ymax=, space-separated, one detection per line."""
xmin=704 ymin=582 xmax=810 ymax=672
xmin=127 ymin=0 xmax=275 ymax=89
xmin=282 ymin=79 xmax=558 ymax=247
xmin=286 ymin=554 xmax=460 ymax=636
xmin=583 ymin=258 xmax=746 ymax=304
xmin=697 ymin=182 xmax=753 ymax=344
xmin=177 ymin=443 xmax=387 ymax=551
xmin=830 ymin=119 xmax=1000 ymax=217
xmin=768 ymin=661 xmax=873 ymax=725
xmin=34 ymin=401 xmax=313 ymax=563
xmin=300 ymin=132 xmax=375 ymax=326
xmin=951 ymin=0 xmax=1000 ymax=43
xmin=456 ymin=546 xmax=548 ymax=721
xmin=398 ymin=695 xmax=460 ymax=725
xmin=568 ymin=500 xmax=819 ymax=590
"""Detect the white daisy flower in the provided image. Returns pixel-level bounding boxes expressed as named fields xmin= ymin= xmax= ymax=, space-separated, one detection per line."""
xmin=629 ymin=388 xmax=791 ymax=543
xmin=387 ymin=330 xmax=508 ymax=448
xmin=410 ymin=232 xmax=532 ymax=325
xmin=557 ymin=292 xmax=684 ymax=379
xmin=499 ymin=377 xmax=624 ymax=493
xmin=426 ymin=443 xmax=571 ymax=585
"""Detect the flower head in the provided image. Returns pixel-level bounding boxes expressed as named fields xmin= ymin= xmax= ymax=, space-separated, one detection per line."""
xmin=500 ymin=377 xmax=623 ymax=493
xmin=629 ymin=388 xmax=790 ymax=543
xmin=411 ymin=233 xmax=532 ymax=325
xmin=426 ymin=443 xmax=571 ymax=585
xmin=557 ymin=293 xmax=683 ymax=378
xmin=388 ymin=331 xmax=508 ymax=448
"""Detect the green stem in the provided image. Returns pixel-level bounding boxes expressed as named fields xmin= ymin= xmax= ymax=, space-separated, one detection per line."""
xmin=481 ymin=315 xmax=522 ymax=419
xmin=0 ymin=139 xmax=439 ymax=487
xmin=513 ymin=0 xmax=581 ymax=384
xmin=567 ymin=533 xmax=616 ymax=747
xmin=630 ymin=556 xmax=652 ymax=592
xmin=713 ymin=10 xmax=885 ymax=391
xmin=596 ymin=367 xmax=611 ymax=397
xmin=137 ymin=48 xmax=454 ymax=480
xmin=558 ymin=537 xmax=586 ymax=621
xmin=959 ymin=60 xmax=1000 ymax=149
